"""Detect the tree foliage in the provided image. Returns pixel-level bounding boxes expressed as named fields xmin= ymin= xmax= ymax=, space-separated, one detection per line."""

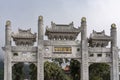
xmin=52 ymin=58 xmax=69 ymax=66
xmin=11 ymin=60 xmax=110 ymax=80
xmin=89 ymin=63 xmax=110 ymax=80
xmin=69 ymin=60 xmax=110 ymax=80
xmin=12 ymin=62 xmax=24 ymax=80
xmin=69 ymin=59 xmax=80 ymax=80
xmin=44 ymin=61 xmax=70 ymax=80
xmin=29 ymin=63 xmax=37 ymax=80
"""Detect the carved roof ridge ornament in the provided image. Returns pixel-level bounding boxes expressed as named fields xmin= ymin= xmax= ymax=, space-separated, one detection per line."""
xmin=51 ymin=21 xmax=72 ymax=27
xmin=18 ymin=28 xmax=31 ymax=32
xmin=93 ymin=30 xmax=105 ymax=34
xmin=12 ymin=28 xmax=36 ymax=36
xmin=90 ymin=30 xmax=111 ymax=40
xmin=46 ymin=22 xmax=80 ymax=32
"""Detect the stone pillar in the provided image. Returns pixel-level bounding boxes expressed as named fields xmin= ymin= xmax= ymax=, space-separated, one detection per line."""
xmin=111 ymin=23 xmax=117 ymax=47
xmin=110 ymin=23 xmax=119 ymax=80
xmin=110 ymin=64 xmax=113 ymax=80
xmin=38 ymin=16 xmax=44 ymax=45
xmin=80 ymin=17 xmax=89 ymax=80
xmin=37 ymin=45 xmax=44 ymax=80
xmin=37 ymin=16 xmax=44 ymax=80
xmin=4 ymin=48 xmax=12 ymax=80
xmin=81 ymin=17 xmax=87 ymax=40
xmin=5 ymin=20 xmax=11 ymax=46
xmin=4 ymin=20 xmax=12 ymax=80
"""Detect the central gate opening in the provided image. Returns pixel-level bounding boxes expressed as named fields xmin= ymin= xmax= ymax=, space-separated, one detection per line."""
xmin=44 ymin=58 xmax=80 ymax=80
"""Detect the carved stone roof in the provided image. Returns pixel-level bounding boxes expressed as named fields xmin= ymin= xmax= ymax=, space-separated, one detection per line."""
xmin=12 ymin=29 xmax=36 ymax=39
xmin=45 ymin=22 xmax=80 ymax=40
xmin=88 ymin=30 xmax=111 ymax=47
xmin=12 ymin=29 xmax=36 ymax=46
xmin=46 ymin=22 xmax=80 ymax=34
xmin=89 ymin=30 xmax=111 ymax=40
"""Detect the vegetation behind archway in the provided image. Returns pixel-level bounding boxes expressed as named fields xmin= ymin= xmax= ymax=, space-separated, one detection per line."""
xmin=44 ymin=61 xmax=72 ymax=80
xmin=70 ymin=59 xmax=80 ymax=80
xmin=29 ymin=63 xmax=37 ymax=80
xmin=89 ymin=63 xmax=110 ymax=80
xmin=12 ymin=62 xmax=24 ymax=80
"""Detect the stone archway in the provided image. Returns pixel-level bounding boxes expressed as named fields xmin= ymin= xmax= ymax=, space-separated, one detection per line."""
xmin=2 ymin=16 xmax=119 ymax=80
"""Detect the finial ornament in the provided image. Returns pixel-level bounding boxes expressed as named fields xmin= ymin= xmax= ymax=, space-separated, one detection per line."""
xmin=81 ymin=17 xmax=86 ymax=22
xmin=39 ymin=16 xmax=43 ymax=20
xmin=111 ymin=23 xmax=116 ymax=28
xmin=6 ymin=20 xmax=11 ymax=26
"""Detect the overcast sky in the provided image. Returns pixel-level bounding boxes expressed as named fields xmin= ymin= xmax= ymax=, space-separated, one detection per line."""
xmin=0 ymin=0 xmax=120 ymax=60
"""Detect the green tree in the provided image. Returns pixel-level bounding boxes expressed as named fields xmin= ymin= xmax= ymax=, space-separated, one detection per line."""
xmin=69 ymin=59 xmax=80 ymax=80
xmin=69 ymin=60 xmax=110 ymax=80
xmin=29 ymin=63 xmax=37 ymax=80
xmin=52 ymin=58 xmax=69 ymax=66
xmin=89 ymin=63 xmax=110 ymax=80
xmin=12 ymin=62 xmax=24 ymax=80
xmin=44 ymin=61 xmax=70 ymax=80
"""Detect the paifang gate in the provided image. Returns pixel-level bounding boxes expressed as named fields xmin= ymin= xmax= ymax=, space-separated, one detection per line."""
xmin=2 ymin=16 xmax=119 ymax=80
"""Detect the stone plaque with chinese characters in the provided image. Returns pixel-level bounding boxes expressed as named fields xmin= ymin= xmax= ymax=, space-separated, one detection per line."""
xmin=53 ymin=47 xmax=72 ymax=54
